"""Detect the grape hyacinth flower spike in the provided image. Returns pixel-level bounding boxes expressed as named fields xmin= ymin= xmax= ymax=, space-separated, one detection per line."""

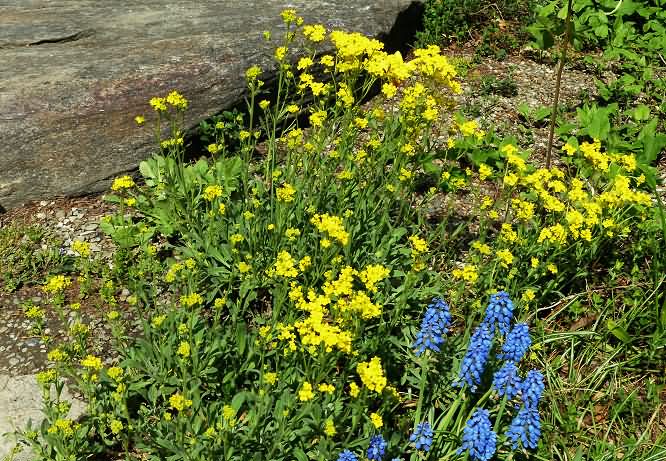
xmin=413 ymin=298 xmax=452 ymax=356
xmin=505 ymin=369 xmax=544 ymax=449
xmin=458 ymin=408 xmax=497 ymax=461
xmin=337 ymin=450 xmax=358 ymax=461
xmin=409 ymin=422 xmax=434 ymax=452
xmin=483 ymin=291 xmax=514 ymax=336
xmin=497 ymin=323 xmax=531 ymax=362
xmin=455 ymin=324 xmax=493 ymax=391
xmin=506 ymin=404 xmax=541 ymax=449
xmin=522 ymin=369 xmax=545 ymax=408
xmin=491 ymin=360 xmax=522 ymax=399
xmin=367 ymin=435 xmax=387 ymax=461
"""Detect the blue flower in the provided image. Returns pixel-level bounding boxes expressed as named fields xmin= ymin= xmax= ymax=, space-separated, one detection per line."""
xmin=506 ymin=404 xmax=541 ymax=449
xmin=522 ymin=370 xmax=544 ymax=408
xmin=458 ymin=408 xmax=497 ymax=461
xmin=409 ymin=422 xmax=434 ymax=452
xmin=492 ymin=361 xmax=522 ymax=399
xmin=497 ymin=323 xmax=531 ymax=362
xmin=413 ymin=298 xmax=452 ymax=356
xmin=483 ymin=291 xmax=514 ymax=336
xmin=337 ymin=450 xmax=358 ymax=461
xmin=455 ymin=324 xmax=493 ymax=391
xmin=367 ymin=435 xmax=387 ymax=461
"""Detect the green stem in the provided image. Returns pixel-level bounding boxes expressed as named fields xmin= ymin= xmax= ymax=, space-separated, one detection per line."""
xmin=413 ymin=353 xmax=430 ymax=430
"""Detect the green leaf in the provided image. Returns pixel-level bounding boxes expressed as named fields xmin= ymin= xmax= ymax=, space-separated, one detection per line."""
xmin=631 ymin=105 xmax=651 ymax=121
xmin=607 ymin=319 xmax=631 ymax=344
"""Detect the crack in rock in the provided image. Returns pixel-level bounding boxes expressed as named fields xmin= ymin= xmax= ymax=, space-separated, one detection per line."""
xmin=0 ymin=29 xmax=94 ymax=49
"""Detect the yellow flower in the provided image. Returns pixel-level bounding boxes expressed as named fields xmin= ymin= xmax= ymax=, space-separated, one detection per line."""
xmin=36 ymin=369 xmax=57 ymax=385
xmin=81 ymin=355 xmax=103 ymax=370
xmin=169 ymin=392 xmax=192 ymax=412
xmin=48 ymin=419 xmax=75 ymax=438
xmin=478 ymin=163 xmax=492 ymax=181
xmin=504 ymin=173 xmax=519 ymax=187
xmin=324 ymin=418 xmax=336 ymax=436
xmin=134 ymin=115 xmax=145 ymax=125
xmin=370 ymin=412 xmax=383 ymax=429
xmin=562 ymin=143 xmax=577 ymax=155
xmin=149 ymin=97 xmax=167 ymax=112
xmin=382 ymin=82 xmax=398 ymax=98
xmin=358 ymin=264 xmax=390 ymax=292
xmin=277 ymin=183 xmax=296 ymax=202
xmin=408 ymin=235 xmax=428 ymax=254
xmin=299 ymin=382 xmax=315 ymax=401
xmin=48 ymin=348 xmax=67 ymax=363
xmin=275 ymin=46 xmax=288 ymax=61
xmin=522 ymin=289 xmax=536 ymax=302
xmin=280 ymin=8 xmax=298 ymax=23
xmin=547 ymin=263 xmax=558 ymax=275
xmin=471 ymin=241 xmax=492 ymax=256
xmin=496 ymin=249 xmax=514 ymax=268
xmin=349 ymin=382 xmax=360 ymax=398
xmin=318 ymin=383 xmax=335 ymax=394
xmin=298 ymin=256 xmax=312 ymax=271
xmin=111 ymin=175 xmax=135 ymax=191
xmin=264 ymin=372 xmax=278 ymax=385
xmin=531 ymin=257 xmax=539 ymax=268
xmin=214 ymin=297 xmax=227 ymax=309
xmin=25 ymin=305 xmax=44 ymax=320
xmin=165 ymin=90 xmax=188 ymax=110
xmin=357 ymin=357 xmax=387 ymax=393
xmin=222 ymin=404 xmax=236 ymax=426
xmin=207 ymin=143 xmax=220 ymax=155
xmin=311 ymin=213 xmax=349 ymax=245
xmin=151 ymin=314 xmax=166 ymax=329
xmin=452 ymin=264 xmax=478 ymax=284
xmin=309 ymin=110 xmax=327 ymax=127
xmin=107 ymin=366 xmax=124 ymax=381
xmin=238 ymin=262 xmax=251 ymax=273
xmin=180 ymin=292 xmax=203 ymax=307
xmin=218 ymin=203 xmax=226 ymax=215
xmin=319 ymin=55 xmax=335 ymax=67
xmin=399 ymin=167 xmax=413 ymax=181
xmin=303 ymin=24 xmax=327 ymax=42
xmin=259 ymin=99 xmax=270 ymax=110
xmin=203 ymin=185 xmax=223 ymax=201
xmin=177 ymin=341 xmax=191 ymax=358
xmin=274 ymin=251 xmax=298 ymax=278
xmin=109 ymin=419 xmax=123 ymax=435
xmin=246 ymin=65 xmax=262 ymax=81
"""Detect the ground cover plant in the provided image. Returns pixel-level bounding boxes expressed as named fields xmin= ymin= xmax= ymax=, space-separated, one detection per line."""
xmin=6 ymin=6 xmax=666 ymax=461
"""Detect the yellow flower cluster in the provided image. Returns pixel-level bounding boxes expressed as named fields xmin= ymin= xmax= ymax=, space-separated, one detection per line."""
xmin=149 ymin=91 xmax=188 ymax=111
xmin=203 ymin=185 xmax=223 ymax=201
xmin=47 ymin=419 xmax=76 ymax=438
xmin=273 ymin=251 xmax=298 ymax=278
xmin=169 ymin=392 xmax=193 ymax=411
xmin=276 ymin=183 xmax=296 ymax=203
xmin=180 ymin=292 xmax=203 ymax=307
xmin=71 ymin=240 xmax=91 ymax=257
xmin=303 ymin=24 xmax=326 ymax=42
xmin=43 ymin=275 xmax=71 ymax=294
xmin=358 ymin=264 xmax=390 ymax=292
xmin=310 ymin=213 xmax=349 ymax=245
xmin=81 ymin=354 xmax=103 ymax=370
xmin=356 ymin=356 xmax=387 ymax=393
xmin=111 ymin=175 xmax=135 ymax=191
xmin=452 ymin=264 xmax=479 ymax=284
xmin=299 ymin=382 xmax=315 ymax=401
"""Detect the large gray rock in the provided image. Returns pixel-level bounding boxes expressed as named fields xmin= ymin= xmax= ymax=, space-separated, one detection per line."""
xmin=0 ymin=1 xmax=421 ymax=211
